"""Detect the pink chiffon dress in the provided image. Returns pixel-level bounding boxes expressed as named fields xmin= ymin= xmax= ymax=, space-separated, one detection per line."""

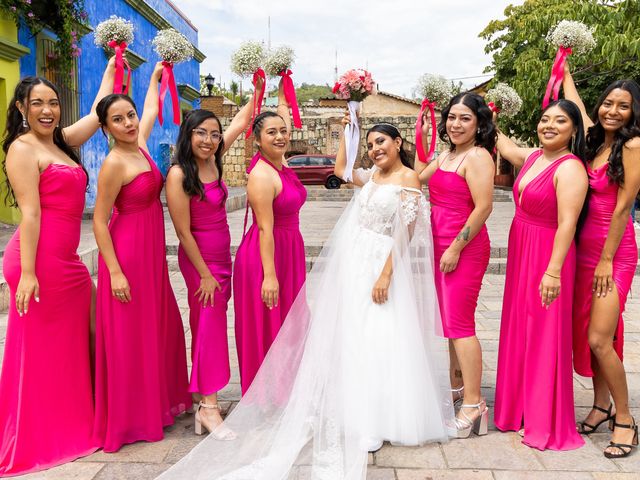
xmin=0 ymin=164 xmax=98 ymax=476
xmin=233 ymin=156 xmax=307 ymax=394
xmin=178 ymin=179 xmax=232 ymax=395
xmin=573 ymin=163 xmax=636 ymax=376
xmin=93 ymin=149 xmax=190 ymax=452
xmin=429 ymin=157 xmax=490 ymax=338
xmin=494 ymin=149 xmax=584 ymax=451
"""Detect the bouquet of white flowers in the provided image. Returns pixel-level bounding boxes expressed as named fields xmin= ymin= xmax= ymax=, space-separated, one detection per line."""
xmin=231 ymin=41 xmax=265 ymax=77
xmin=485 ymin=83 xmax=523 ymax=118
xmin=94 ymin=15 xmax=134 ymax=94
xmin=414 ymin=74 xmax=452 ymax=163
xmin=264 ymin=45 xmax=302 ymax=129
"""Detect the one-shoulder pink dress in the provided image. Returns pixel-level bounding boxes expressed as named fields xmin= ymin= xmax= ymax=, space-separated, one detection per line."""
xmin=178 ymin=179 xmax=232 ymax=395
xmin=494 ymin=150 xmax=584 ymax=451
xmin=429 ymin=158 xmax=490 ymax=338
xmin=0 ymin=164 xmax=98 ymax=476
xmin=573 ymin=163 xmax=636 ymax=376
xmin=233 ymin=156 xmax=307 ymax=394
xmin=93 ymin=149 xmax=190 ymax=452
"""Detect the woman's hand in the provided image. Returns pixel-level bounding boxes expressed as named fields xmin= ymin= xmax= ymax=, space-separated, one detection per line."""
xmin=372 ymin=272 xmax=391 ymax=304
xmin=341 ymin=108 xmax=352 ymax=128
xmin=195 ymin=274 xmax=221 ymax=307
xmin=539 ymin=272 xmax=561 ymax=308
xmin=593 ymin=259 xmax=614 ymax=298
xmin=152 ymin=61 xmax=164 ymax=81
xmin=262 ymin=274 xmax=279 ymax=309
xmin=110 ymin=271 xmax=131 ymax=303
xmin=439 ymin=247 xmax=460 ymax=273
xmin=15 ymin=272 xmax=39 ymax=316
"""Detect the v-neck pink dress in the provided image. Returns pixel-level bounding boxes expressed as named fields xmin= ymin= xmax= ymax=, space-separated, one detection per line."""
xmin=494 ymin=149 xmax=584 ymax=451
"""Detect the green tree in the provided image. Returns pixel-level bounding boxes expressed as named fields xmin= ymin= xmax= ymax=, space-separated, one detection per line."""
xmin=295 ymin=83 xmax=333 ymax=103
xmin=480 ymin=0 xmax=640 ymax=144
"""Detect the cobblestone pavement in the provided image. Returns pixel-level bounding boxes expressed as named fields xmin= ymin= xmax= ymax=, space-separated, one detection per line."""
xmin=1 ymin=196 xmax=640 ymax=479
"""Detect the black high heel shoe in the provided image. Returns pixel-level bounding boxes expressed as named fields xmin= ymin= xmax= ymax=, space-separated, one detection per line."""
xmin=604 ymin=417 xmax=638 ymax=459
xmin=577 ymin=403 xmax=615 ymax=435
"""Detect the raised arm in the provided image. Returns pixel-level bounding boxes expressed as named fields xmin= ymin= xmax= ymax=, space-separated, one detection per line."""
xmin=137 ymin=62 xmax=164 ymax=148
xmin=221 ymin=76 xmax=265 ymax=154
xmin=439 ymin=148 xmax=495 ymax=273
xmin=562 ymin=63 xmax=593 ymax=131
xmin=415 ymin=111 xmax=440 ymax=184
xmin=593 ymin=140 xmax=640 ymax=297
xmin=539 ymin=160 xmax=588 ymax=307
xmin=166 ymin=167 xmax=220 ymax=306
xmin=333 ymin=110 xmax=367 ymax=187
xmin=93 ymin=156 xmax=130 ymax=302
xmin=276 ymin=78 xmax=292 ymax=136
xmin=63 ymin=55 xmax=116 ymax=148
xmin=5 ymin=141 xmax=41 ymax=315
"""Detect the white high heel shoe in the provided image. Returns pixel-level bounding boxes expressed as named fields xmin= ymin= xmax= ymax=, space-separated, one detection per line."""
xmin=446 ymin=400 xmax=489 ymax=439
xmin=194 ymin=402 xmax=237 ymax=440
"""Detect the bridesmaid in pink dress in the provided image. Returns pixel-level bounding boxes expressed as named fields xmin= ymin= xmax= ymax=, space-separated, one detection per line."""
xmin=165 ymin=83 xmax=261 ymax=436
xmin=416 ymin=92 xmax=495 ymax=438
xmin=564 ymin=68 xmax=640 ymax=458
xmin=494 ymin=99 xmax=588 ymax=451
xmin=233 ymin=95 xmax=307 ymax=395
xmin=0 ymin=64 xmax=114 ymax=475
xmin=92 ymin=63 xmax=190 ymax=452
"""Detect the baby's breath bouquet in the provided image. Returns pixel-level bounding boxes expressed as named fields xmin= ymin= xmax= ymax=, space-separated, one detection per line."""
xmin=414 ymin=74 xmax=452 ymax=163
xmin=94 ymin=15 xmax=134 ymax=94
xmin=230 ymin=41 xmax=265 ymax=77
xmin=485 ymin=83 xmax=523 ymax=118
xmin=264 ymin=45 xmax=295 ymax=77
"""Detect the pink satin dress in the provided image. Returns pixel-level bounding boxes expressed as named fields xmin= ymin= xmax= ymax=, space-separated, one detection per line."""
xmin=494 ymin=150 xmax=584 ymax=451
xmin=0 ymin=164 xmax=98 ymax=476
xmin=572 ymin=163 xmax=636 ymax=376
xmin=233 ymin=156 xmax=307 ymax=394
xmin=93 ymin=149 xmax=190 ymax=452
xmin=178 ymin=179 xmax=232 ymax=395
xmin=429 ymin=158 xmax=490 ymax=338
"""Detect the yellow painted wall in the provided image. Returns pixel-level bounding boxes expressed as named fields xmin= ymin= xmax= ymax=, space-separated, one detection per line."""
xmin=0 ymin=15 xmax=23 ymax=224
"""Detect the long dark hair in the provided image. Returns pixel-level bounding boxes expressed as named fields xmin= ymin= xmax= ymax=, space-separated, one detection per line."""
xmin=585 ymin=79 xmax=640 ymax=185
xmin=174 ymin=109 xmax=226 ymax=201
xmin=96 ymin=93 xmax=137 ymax=136
xmin=366 ymin=123 xmax=412 ymax=169
xmin=438 ymin=92 xmax=497 ymax=153
xmin=2 ymin=76 xmax=84 ymax=207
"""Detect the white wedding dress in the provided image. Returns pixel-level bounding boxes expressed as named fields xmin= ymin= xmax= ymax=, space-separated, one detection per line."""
xmin=158 ymin=169 xmax=453 ymax=480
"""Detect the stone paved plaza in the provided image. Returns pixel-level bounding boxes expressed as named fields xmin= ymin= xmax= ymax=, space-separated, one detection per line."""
xmin=1 ymin=194 xmax=639 ymax=479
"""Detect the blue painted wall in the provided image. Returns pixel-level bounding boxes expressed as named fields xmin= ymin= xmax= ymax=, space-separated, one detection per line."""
xmin=18 ymin=1 xmax=201 ymax=207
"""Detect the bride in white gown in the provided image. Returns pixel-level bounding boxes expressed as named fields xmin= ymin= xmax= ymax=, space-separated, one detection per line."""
xmin=158 ymin=118 xmax=453 ymax=480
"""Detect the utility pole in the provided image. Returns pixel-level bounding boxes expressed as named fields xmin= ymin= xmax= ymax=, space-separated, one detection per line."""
xmin=334 ymin=48 xmax=338 ymax=82
xmin=268 ymin=16 xmax=271 ymax=51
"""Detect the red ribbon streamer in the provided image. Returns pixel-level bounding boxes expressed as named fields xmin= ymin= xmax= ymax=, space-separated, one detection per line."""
xmin=245 ymin=68 xmax=267 ymax=138
xmin=415 ymin=99 xmax=437 ymax=164
xmin=488 ymin=102 xmax=501 ymax=114
xmin=107 ymin=40 xmax=131 ymax=95
xmin=158 ymin=61 xmax=181 ymax=126
xmin=542 ymin=46 xmax=572 ymax=109
xmin=278 ymin=69 xmax=302 ymax=129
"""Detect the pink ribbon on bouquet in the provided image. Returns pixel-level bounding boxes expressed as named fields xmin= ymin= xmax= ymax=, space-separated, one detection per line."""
xmin=415 ymin=99 xmax=437 ymax=164
xmin=107 ymin=40 xmax=131 ymax=94
xmin=158 ymin=61 xmax=180 ymax=126
xmin=487 ymin=102 xmax=501 ymax=114
xmin=278 ymin=69 xmax=302 ymax=129
xmin=245 ymin=68 xmax=267 ymax=138
xmin=542 ymin=46 xmax=572 ymax=109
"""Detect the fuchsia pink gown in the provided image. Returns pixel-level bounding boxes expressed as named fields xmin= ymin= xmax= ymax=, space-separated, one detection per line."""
xmin=495 ymin=150 xmax=584 ymax=451
xmin=429 ymin=158 xmax=490 ymax=338
xmin=233 ymin=156 xmax=307 ymax=394
xmin=573 ymin=163 xmax=636 ymax=376
xmin=0 ymin=164 xmax=98 ymax=476
xmin=93 ymin=149 xmax=190 ymax=452
xmin=178 ymin=179 xmax=232 ymax=395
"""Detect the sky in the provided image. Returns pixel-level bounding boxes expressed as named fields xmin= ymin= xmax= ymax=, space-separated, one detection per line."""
xmin=173 ymin=0 xmax=525 ymax=98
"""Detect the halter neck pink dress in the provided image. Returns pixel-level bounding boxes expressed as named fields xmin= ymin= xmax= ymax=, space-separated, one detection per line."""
xmin=233 ymin=156 xmax=307 ymax=394
xmin=93 ymin=149 xmax=190 ymax=452
xmin=0 ymin=164 xmax=98 ymax=476
xmin=494 ymin=150 xmax=584 ymax=451
xmin=572 ymin=163 xmax=636 ymax=376
xmin=429 ymin=156 xmax=490 ymax=338
xmin=178 ymin=179 xmax=232 ymax=395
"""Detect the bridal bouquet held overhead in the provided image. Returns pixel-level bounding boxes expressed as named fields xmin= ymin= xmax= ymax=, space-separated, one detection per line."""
xmin=485 ymin=82 xmax=522 ymax=118
xmin=332 ymin=69 xmax=375 ymax=182
xmin=231 ymin=41 xmax=267 ymax=137
xmin=265 ymin=45 xmax=302 ymax=129
xmin=152 ymin=29 xmax=194 ymax=125
xmin=414 ymin=74 xmax=452 ymax=164
xmin=94 ymin=15 xmax=134 ymax=94
xmin=543 ymin=20 xmax=595 ymax=108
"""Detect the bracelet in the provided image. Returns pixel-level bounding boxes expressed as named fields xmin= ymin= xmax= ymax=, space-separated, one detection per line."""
xmin=544 ymin=271 xmax=560 ymax=279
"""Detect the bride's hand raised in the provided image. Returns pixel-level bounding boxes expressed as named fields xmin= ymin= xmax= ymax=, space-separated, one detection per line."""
xmin=372 ymin=273 xmax=390 ymax=304
xmin=341 ymin=109 xmax=351 ymax=128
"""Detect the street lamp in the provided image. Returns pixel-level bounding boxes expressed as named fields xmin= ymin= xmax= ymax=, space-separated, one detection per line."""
xmin=205 ymin=73 xmax=215 ymax=96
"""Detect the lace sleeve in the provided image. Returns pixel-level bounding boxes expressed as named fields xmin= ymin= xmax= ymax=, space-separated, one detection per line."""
xmin=400 ymin=188 xmax=422 ymax=226
xmin=353 ymin=167 xmax=374 ymax=185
